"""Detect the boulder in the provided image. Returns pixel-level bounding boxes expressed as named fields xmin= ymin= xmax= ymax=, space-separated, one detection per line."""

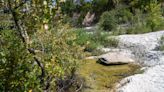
xmin=82 ymin=12 xmax=95 ymax=27
xmin=98 ymin=52 xmax=134 ymax=65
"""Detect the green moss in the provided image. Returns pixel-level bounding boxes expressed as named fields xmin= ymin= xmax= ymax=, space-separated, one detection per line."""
xmin=78 ymin=59 xmax=140 ymax=92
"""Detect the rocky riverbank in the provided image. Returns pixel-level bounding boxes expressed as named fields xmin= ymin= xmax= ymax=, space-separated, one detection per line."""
xmin=84 ymin=30 xmax=164 ymax=92
xmin=115 ymin=31 xmax=164 ymax=92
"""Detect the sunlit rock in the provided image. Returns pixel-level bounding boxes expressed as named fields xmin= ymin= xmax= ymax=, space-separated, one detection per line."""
xmin=98 ymin=52 xmax=134 ymax=65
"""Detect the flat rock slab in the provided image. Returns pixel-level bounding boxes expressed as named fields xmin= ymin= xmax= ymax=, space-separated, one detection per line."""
xmin=116 ymin=65 xmax=164 ymax=92
xmin=98 ymin=52 xmax=134 ymax=65
xmin=115 ymin=30 xmax=164 ymax=92
xmin=118 ymin=31 xmax=164 ymax=51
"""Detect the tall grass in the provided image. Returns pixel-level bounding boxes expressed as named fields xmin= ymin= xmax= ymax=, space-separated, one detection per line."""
xmin=73 ymin=28 xmax=118 ymax=55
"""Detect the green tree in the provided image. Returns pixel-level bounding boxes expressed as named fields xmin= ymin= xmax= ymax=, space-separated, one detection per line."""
xmin=0 ymin=0 xmax=85 ymax=91
xmin=0 ymin=30 xmax=40 ymax=91
xmin=145 ymin=0 xmax=163 ymax=31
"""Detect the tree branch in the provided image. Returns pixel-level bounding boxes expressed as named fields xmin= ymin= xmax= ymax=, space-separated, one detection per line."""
xmin=34 ymin=56 xmax=45 ymax=82
xmin=14 ymin=1 xmax=27 ymax=10
xmin=7 ymin=0 xmax=26 ymax=43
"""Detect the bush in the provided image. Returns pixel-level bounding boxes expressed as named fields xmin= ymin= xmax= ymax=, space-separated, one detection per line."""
xmin=99 ymin=11 xmax=117 ymax=31
xmin=30 ymin=27 xmax=85 ymax=91
xmin=159 ymin=36 xmax=164 ymax=51
xmin=114 ymin=8 xmax=133 ymax=24
xmin=0 ymin=27 xmax=85 ymax=91
xmin=104 ymin=37 xmax=119 ymax=48
xmin=73 ymin=28 xmax=119 ymax=55
xmin=73 ymin=28 xmax=90 ymax=46
xmin=91 ymin=30 xmax=118 ymax=48
xmin=0 ymin=30 xmax=40 ymax=91
xmin=162 ymin=6 xmax=164 ymax=16
xmin=112 ymin=7 xmax=164 ymax=35
xmin=125 ymin=23 xmax=151 ymax=34
xmin=99 ymin=7 xmax=133 ymax=32
xmin=73 ymin=29 xmax=100 ymax=52
xmin=144 ymin=1 xmax=164 ymax=31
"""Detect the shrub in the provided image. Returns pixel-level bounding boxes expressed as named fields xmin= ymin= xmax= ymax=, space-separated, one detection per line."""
xmin=159 ymin=36 xmax=164 ymax=51
xmin=125 ymin=24 xmax=151 ymax=34
xmin=154 ymin=20 xmax=164 ymax=31
xmin=73 ymin=28 xmax=119 ymax=55
xmin=112 ymin=7 xmax=164 ymax=35
xmin=104 ymin=37 xmax=119 ymax=48
xmin=73 ymin=29 xmax=100 ymax=52
xmin=146 ymin=1 xmax=163 ymax=31
xmin=99 ymin=11 xmax=117 ymax=31
xmin=0 ymin=27 xmax=85 ymax=91
xmin=30 ymin=27 xmax=85 ymax=91
xmin=99 ymin=6 xmax=133 ymax=32
xmin=73 ymin=28 xmax=90 ymax=46
xmin=114 ymin=8 xmax=133 ymax=24
xmin=91 ymin=30 xmax=118 ymax=48
xmin=0 ymin=30 xmax=40 ymax=91
xmin=162 ymin=5 xmax=164 ymax=16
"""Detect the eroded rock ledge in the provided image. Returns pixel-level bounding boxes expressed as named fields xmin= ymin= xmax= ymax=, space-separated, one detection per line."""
xmin=115 ymin=31 xmax=164 ymax=92
xmin=85 ymin=31 xmax=164 ymax=92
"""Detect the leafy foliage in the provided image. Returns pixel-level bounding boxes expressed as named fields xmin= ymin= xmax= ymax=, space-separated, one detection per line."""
xmin=1 ymin=0 xmax=164 ymax=92
xmin=74 ymin=28 xmax=118 ymax=54
xmin=0 ymin=28 xmax=85 ymax=92
xmin=99 ymin=6 xmax=133 ymax=31
xmin=146 ymin=1 xmax=163 ymax=31
xmin=99 ymin=11 xmax=117 ymax=31
xmin=0 ymin=1 xmax=85 ymax=92
xmin=30 ymin=26 xmax=85 ymax=91
xmin=0 ymin=30 xmax=40 ymax=91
